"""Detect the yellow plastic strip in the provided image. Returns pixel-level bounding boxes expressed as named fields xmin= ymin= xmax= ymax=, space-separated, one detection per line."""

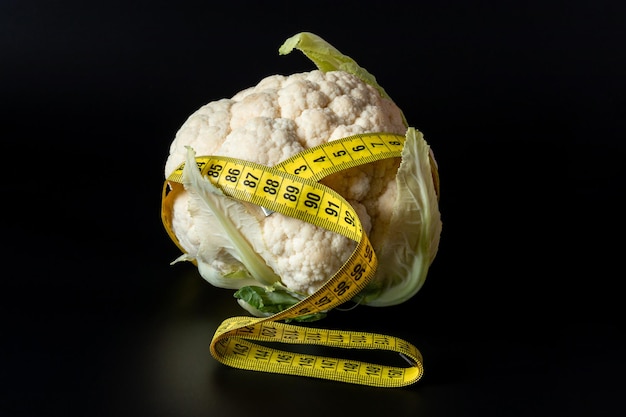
xmin=161 ymin=132 xmax=424 ymax=387
xmin=211 ymin=317 xmax=423 ymax=387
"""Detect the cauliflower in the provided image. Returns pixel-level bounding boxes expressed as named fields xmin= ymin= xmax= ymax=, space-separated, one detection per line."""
xmin=162 ymin=32 xmax=441 ymax=317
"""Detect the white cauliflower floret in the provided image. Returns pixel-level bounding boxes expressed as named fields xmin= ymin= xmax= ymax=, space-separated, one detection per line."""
xmin=165 ymin=70 xmax=406 ymax=295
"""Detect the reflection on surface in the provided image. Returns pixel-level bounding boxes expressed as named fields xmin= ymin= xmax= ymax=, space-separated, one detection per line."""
xmin=136 ymin=268 xmax=436 ymax=416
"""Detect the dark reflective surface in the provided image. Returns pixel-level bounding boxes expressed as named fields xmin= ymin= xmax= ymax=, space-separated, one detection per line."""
xmin=2 ymin=1 xmax=624 ymax=416
xmin=3 ymin=243 xmax=624 ymax=416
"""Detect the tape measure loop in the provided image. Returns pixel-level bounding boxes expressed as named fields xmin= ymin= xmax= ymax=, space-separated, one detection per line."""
xmin=209 ymin=316 xmax=424 ymax=387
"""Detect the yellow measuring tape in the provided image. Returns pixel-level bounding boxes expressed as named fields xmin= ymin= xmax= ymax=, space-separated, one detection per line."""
xmin=162 ymin=132 xmax=424 ymax=387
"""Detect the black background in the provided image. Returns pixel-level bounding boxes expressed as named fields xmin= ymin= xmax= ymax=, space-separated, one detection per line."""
xmin=2 ymin=1 xmax=625 ymax=416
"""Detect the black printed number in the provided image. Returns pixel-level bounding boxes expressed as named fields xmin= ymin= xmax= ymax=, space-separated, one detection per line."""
xmin=344 ymin=210 xmax=355 ymax=226
xmin=263 ymin=179 xmax=279 ymax=195
xmin=283 ymin=185 xmax=299 ymax=202
xmin=304 ymin=192 xmax=321 ymax=209
xmin=207 ymin=164 xmax=223 ymax=177
xmin=351 ymin=264 xmax=366 ymax=281
xmin=243 ymin=172 xmax=259 ymax=188
xmin=325 ymin=201 xmax=339 ymax=217
xmin=225 ymin=168 xmax=240 ymax=183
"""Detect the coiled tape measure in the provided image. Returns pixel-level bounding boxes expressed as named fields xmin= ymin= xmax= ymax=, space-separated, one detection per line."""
xmin=162 ymin=132 xmax=424 ymax=387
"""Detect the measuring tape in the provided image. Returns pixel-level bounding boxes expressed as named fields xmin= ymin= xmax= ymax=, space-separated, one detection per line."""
xmin=162 ymin=132 xmax=424 ymax=387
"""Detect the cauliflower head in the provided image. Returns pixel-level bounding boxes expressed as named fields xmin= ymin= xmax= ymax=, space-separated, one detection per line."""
xmin=162 ymin=32 xmax=442 ymax=315
xmin=166 ymin=69 xmax=405 ymax=293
